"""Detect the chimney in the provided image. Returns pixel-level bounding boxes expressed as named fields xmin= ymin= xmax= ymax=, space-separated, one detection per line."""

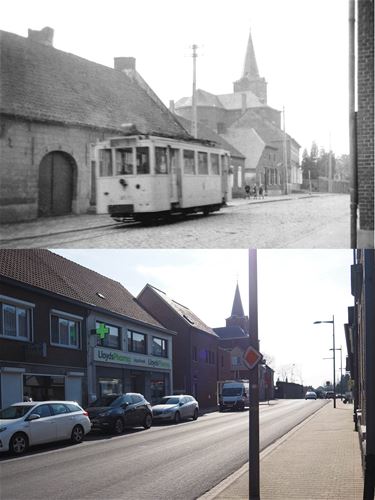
xmin=28 ymin=27 xmax=54 ymax=46
xmin=114 ymin=57 xmax=136 ymax=71
xmin=169 ymin=100 xmax=175 ymax=113
xmin=241 ymin=93 xmax=247 ymax=114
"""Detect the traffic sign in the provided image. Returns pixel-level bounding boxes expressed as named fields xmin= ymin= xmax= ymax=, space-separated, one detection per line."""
xmin=243 ymin=345 xmax=263 ymax=370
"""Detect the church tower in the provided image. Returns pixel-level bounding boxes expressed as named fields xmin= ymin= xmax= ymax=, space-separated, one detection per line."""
xmin=233 ymin=29 xmax=268 ymax=104
xmin=225 ymin=283 xmax=250 ymax=334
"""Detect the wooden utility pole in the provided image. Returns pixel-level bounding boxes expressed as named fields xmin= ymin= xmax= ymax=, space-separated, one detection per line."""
xmin=282 ymin=106 xmax=288 ymax=195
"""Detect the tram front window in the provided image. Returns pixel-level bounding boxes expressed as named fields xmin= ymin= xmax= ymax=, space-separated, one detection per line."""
xmin=211 ymin=153 xmax=220 ymax=175
xmin=115 ymin=148 xmax=134 ymax=175
xmin=155 ymin=147 xmax=168 ymax=174
xmin=198 ymin=152 xmax=208 ymax=175
xmin=136 ymin=147 xmax=150 ymax=174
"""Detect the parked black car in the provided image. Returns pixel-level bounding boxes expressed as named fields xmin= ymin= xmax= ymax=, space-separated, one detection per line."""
xmin=86 ymin=393 xmax=153 ymax=434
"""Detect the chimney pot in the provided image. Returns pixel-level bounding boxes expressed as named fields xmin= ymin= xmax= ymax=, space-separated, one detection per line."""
xmin=114 ymin=57 xmax=136 ymax=71
xmin=28 ymin=27 xmax=54 ymax=46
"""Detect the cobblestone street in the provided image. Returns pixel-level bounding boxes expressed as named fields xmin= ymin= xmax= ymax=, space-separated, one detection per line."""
xmin=1 ymin=193 xmax=349 ymax=249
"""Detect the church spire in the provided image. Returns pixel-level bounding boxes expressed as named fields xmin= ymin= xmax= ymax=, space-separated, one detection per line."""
xmin=231 ymin=282 xmax=245 ymax=317
xmin=242 ymin=29 xmax=259 ymax=80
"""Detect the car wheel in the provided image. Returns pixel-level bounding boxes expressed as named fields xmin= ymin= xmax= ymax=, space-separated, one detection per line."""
xmin=113 ymin=418 xmax=124 ymax=435
xmin=143 ymin=414 xmax=152 ymax=429
xmin=192 ymin=408 xmax=199 ymax=420
xmin=71 ymin=425 xmax=84 ymax=444
xmin=10 ymin=432 xmax=28 ymax=455
xmin=174 ymin=411 xmax=181 ymax=424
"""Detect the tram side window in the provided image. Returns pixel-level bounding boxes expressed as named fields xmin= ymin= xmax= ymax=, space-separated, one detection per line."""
xmin=99 ymin=149 xmax=113 ymax=177
xmin=115 ymin=148 xmax=134 ymax=175
xmin=155 ymin=147 xmax=168 ymax=174
xmin=211 ymin=153 xmax=220 ymax=175
xmin=198 ymin=152 xmax=208 ymax=175
xmin=183 ymin=150 xmax=195 ymax=174
xmin=136 ymin=147 xmax=150 ymax=174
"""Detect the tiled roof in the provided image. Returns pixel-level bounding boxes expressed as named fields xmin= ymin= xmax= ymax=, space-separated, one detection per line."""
xmin=213 ymin=326 xmax=248 ymax=339
xmin=142 ymin=284 xmax=218 ymax=337
xmin=175 ymin=89 xmax=224 ymax=109
xmin=174 ymin=115 xmax=245 ymax=159
xmin=217 ymin=90 xmax=263 ymax=110
xmin=0 ymin=250 xmax=165 ymax=329
xmin=0 ymin=30 xmax=189 ymax=138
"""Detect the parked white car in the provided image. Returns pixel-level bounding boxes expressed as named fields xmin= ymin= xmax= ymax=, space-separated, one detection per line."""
xmin=152 ymin=395 xmax=199 ymax=424
xmin=0 ymin=401 xmax=91 ymax=455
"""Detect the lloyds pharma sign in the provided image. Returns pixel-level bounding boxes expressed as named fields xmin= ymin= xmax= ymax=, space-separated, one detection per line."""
xmin=94 ymin=347 xmax=171 ymax=370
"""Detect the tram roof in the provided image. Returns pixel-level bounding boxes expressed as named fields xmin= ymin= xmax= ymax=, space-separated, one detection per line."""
xmin=0 ymin=30 xmax=190 ymax=140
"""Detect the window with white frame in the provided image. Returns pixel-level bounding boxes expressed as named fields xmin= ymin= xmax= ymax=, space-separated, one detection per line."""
xmin=51 ymin=311 xmax=82 ymax=349
xmin=95 ymin=321 xmax=121 ymax=349
xmin=152 ymin=336 xmax=168 ymax=358
xmin=0 ymin=297 xmax=33 ymax=341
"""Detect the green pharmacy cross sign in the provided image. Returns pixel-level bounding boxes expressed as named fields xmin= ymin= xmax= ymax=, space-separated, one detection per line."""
xmin=96 ymin=323 xmax=110 ymax=340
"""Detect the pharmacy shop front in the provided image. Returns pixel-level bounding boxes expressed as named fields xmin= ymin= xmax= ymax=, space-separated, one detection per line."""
xmin=92 ymin=347 xmax=173 ymax=404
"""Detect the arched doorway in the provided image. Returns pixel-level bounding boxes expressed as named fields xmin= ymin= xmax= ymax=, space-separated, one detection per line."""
xmin=38 ymin=152 xmax=75 ymax=216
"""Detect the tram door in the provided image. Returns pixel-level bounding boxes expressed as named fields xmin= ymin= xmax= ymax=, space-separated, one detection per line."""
xmin=169 ymin=148 xmax=181 ymax=203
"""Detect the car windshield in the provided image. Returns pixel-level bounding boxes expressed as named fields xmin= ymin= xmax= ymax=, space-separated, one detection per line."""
xmin=222 ymin=388 xmax=242 ymax=396
xmin=90 ymin=395 xmax=121 ymax=407
xmin=0 ymin=405 xmax=35 ymax=419
xmin=157 ymin=397 xmax=180 ymax=405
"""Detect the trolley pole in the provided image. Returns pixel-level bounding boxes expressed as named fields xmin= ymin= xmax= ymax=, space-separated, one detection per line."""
xmin=248 ymin=249 xmax=260 ymax=500
xmin=191 ymin=44 xmax=198 ymax=139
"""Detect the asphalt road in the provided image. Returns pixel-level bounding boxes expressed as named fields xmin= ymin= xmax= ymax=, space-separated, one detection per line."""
xmin=0 ymin=399 xmax=327 ymax=500
xmin=0 ymin=194 xmax=349 ymax=248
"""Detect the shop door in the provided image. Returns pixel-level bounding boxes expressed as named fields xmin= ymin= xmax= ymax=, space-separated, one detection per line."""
xmin=130 ymin=372 xmax=145 ymax=394
xmin=38 ymin=152 xmax=74 ymax=216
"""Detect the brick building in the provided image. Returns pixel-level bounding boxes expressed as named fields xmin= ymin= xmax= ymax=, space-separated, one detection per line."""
xmin=0 ymin=27 xmax=190 ymax=223
xmin=137 ymin=284 xmax=231 ymax=409
xmin=356 ymin=0 xmax=374 ymax=247
xmin=214 ymin=283 xmax=274 ymax=402
xmin=345 ymin=249 xmax=374 ymax=496
xmin=174 ymin=29 xmax=302 ymax=193
xmin=0 ymin=250 xmax=175 ymax=408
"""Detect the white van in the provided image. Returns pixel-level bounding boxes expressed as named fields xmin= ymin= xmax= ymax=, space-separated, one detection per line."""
xmin=219 ymin=380 xmax=249 ymax=411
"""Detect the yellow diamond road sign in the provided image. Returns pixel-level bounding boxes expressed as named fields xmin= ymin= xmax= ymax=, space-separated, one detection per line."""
xmin=243 ymin=345 xmax=263 ymax=370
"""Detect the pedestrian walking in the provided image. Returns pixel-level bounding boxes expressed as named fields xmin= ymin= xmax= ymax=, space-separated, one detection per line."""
xmin=244 ymin=184 xmax=251 ymax=199
xmin=252 ymin=184 xmax=258 ymax=199
xmin=259 ymin=185 xmax=264 ymax=199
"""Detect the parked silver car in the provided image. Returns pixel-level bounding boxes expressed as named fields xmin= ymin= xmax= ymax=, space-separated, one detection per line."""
xmin=0 ymin=401 xmax=91 ymax=455
xmin=152 ymin=395 xmax=199 ymax=424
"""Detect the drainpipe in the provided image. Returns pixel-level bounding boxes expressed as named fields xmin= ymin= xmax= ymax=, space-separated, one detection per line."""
xmin=349 ymin=0 xmax=358 ymax=248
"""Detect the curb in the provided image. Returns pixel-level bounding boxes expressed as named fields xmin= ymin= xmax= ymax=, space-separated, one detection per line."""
xmin=198 ymin=401 xmax=330 ymax=500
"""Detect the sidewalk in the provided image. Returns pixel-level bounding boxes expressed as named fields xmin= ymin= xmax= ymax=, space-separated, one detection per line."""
xmin=202 ymin=401 xmax=363 ymax=500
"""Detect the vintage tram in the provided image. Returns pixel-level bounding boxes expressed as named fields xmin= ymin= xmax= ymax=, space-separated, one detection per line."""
xmin=93 ymin=134 xmax=231 ymax=222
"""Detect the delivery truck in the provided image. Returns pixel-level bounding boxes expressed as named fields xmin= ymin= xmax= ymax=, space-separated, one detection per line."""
xmin=218 ymin=380 xmax=249 ymax=411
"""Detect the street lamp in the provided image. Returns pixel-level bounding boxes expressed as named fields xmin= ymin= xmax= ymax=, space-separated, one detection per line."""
xmin=313 ymin=315 xmax=336 ymax=408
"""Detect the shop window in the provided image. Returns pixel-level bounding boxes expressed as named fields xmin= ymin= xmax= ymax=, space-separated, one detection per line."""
xmin=198 ymin=152 xmax=208 ymax=175
xmin=127 ymin=330 xmax=147 ymax=354
xmin=150 ymin=374 xmax=166 ymax=403
xmin=51 ymin=312 xmax=81 ymax=349
xmin=99 ymin=378 xmax=123 ymax=396
xmin=211 ymin=153 xmax=220 ymax=175
xmin=115 ymin=148 xmax=134 ymax=175
xmin=152 ymin=336 xmax=168 ymax=358
xmin=99 ymin=149 xmax=113 ymax=177
xmin=136 ymin=147 xmax=150 ymax=174
xmin=183 ymin=150 xmax=195 ymax=174
xmin=155 ymin=147 xmax=168 ymax=174
xmin=23 ymin=374 xmax=65 ymax=401
xmin=0 ymin=297 xmax=33 ymax=341
xmin=95 ymin=321 xmax=121 ymax=349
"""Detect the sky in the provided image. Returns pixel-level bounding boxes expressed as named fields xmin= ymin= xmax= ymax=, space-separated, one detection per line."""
xmin=2 ymin=0 xmax=349 ymax=155
xmin=53 ymin=249 xmax=354 ymax=388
